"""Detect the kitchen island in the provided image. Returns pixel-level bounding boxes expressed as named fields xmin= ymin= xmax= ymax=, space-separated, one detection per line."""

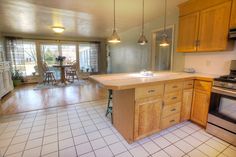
xmin=90 ymin=72 xmax=215 ymax=143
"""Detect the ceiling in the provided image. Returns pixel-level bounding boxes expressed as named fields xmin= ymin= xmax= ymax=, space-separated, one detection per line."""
xmin=0 ymin=0 xmax=186 ymax=38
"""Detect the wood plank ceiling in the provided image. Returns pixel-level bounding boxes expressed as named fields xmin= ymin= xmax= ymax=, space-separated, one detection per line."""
xmin=0 ymin=0 xmax=186 ymax=38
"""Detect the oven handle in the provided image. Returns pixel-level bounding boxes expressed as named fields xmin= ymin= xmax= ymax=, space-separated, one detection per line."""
xmin=212 ymin=87 xmax=236 ymax=97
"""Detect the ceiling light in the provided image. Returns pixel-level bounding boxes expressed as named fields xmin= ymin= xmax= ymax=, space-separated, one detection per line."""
xmin=138 ymin=0 xmax=148 ymax=45
xmin=52 ymin=26 xmax=65 ymax=33
xmin=160 ymin=0 xmax=169 ymax=47
xmin=108 ymin=0 xmax=121 ymax=43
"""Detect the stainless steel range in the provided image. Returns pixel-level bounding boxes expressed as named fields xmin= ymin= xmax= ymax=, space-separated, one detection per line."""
xmin=206 ymin=60 xmax=236 ymax=146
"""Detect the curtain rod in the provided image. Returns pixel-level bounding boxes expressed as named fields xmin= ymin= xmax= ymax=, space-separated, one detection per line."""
xmin=4 ymin=36 xmax=103 ymax=43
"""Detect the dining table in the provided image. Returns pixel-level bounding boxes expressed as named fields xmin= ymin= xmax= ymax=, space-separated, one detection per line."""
xmin=53 ymin=64 xmax=72 ymax=84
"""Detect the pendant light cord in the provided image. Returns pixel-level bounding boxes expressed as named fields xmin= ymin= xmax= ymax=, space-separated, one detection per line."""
xmin=142 ymin=0 xmax=144 ymax=34
xmin=114 ymin=0 xmax=116 ymax=31
xmin=164 ymin=0 xmax=167 ymax=33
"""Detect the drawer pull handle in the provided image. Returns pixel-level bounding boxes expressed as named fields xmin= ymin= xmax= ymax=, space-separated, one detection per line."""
xmin=171 ymin=108 xmax=176 ymax=112
xmin=170 ymin=120 xmax=175 ymax=123
xmin=172 ymin=97 xmax=177 ymax=100
xmin=148 ymin=90 xmax=155 ymax=93
xmin=172 ymin=86 xmax=178 ymax=88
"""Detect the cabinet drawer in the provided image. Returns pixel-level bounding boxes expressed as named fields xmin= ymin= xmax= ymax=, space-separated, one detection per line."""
xmin=184 ymin=80 xmax=194 ymax=89
xmin=164 ymin=91 xmax=182 ymax=105
xmin=165 ymin=82 xmax=183 ymax=93
xmin=161 ymin=113 xmax=180 ymax=129
xmin=162 ymin=102 xmax=181 ymax=118
xmin=135 ymin=84 xmax=164 ymax=100
xmin=194 ymin=80 xmax=212 ymax=92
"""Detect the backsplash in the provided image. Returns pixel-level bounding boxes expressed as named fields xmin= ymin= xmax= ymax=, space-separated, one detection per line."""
xmin=184 ymin=43 xmax=236 ymax=75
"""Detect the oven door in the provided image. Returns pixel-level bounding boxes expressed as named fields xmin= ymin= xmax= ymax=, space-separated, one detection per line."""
xmin=209 ymin=87 xmax=236 ymax=124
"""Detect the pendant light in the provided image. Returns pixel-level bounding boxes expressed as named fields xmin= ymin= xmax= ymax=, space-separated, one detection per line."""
xmin=108 ymin=0 xmax=121 ymax=43
xmin=138 ymin=0 xmax=148 ymax=45
xmin=160 ymin=0 xmax=170 ymax=47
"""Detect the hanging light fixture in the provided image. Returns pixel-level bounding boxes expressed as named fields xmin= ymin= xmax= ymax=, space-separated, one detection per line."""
xmin=108 ymin=0 xmax=121 ymax=43
xmin=52 ymin=26 xmax=65 ymax=33
xmin=138 ymin=0 xmax=148 ymax=45
xmin=160 ymin=0 xmax=170 ymax=47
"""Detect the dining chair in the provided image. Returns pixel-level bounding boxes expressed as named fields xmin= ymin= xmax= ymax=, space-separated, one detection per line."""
xmin=42 ymin=62 xmax=56 ymax=85
xmin=66 ymin=61 xmax=80 ymax=82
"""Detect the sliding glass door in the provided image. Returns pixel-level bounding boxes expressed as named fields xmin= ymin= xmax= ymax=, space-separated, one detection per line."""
xmin=79 ymin=43 xmax=99 ymax=72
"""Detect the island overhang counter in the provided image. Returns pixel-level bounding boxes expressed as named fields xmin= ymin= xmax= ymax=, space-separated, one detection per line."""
xmin=90 ymin=72 xmax=215 ymax=143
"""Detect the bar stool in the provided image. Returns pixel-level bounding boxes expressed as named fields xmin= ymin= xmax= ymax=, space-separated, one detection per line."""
xmin=105 ymin=89 xmax=113 ymax=123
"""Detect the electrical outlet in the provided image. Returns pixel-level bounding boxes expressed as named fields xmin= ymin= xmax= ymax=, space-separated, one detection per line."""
xmin=206 ymin=60 xmax=211 ymax=66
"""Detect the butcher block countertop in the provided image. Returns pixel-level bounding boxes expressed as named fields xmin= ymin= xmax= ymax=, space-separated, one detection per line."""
xmin=90 ymin=71 xmax=217 ymax=90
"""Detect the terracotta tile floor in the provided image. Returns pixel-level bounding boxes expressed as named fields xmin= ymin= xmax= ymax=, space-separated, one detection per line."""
xmin=0 ymin=100 xmax=235 ymax=157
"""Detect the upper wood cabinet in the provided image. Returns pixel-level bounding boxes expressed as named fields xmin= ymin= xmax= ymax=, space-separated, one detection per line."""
xmin=198 ymin=2 xmax=232 ymax=51
xmin=230 ymin=0 xmax=236 ymax=28
xmin=177 ymin=13 xmax=199 ymax=52
xmin=177 ymin=0 xmax=232 ymax=52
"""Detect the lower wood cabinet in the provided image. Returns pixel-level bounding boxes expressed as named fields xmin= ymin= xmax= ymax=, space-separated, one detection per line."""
xmin=134 ymin=98 xmax=162 ymax=139
xmin=161 ymin=113 xmax=180 ymax=129
xmin=191 ymin=89 xmax=211 ymax=127
xmin=181 ymin=89 xmax=193 ymax=121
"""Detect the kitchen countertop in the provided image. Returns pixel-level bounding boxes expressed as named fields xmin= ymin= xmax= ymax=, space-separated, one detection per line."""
xmin=90 ymin=71 xmax=218 ymax=90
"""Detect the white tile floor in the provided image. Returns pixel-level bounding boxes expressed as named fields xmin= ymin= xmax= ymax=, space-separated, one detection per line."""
xmin=0 ymin=100 xmax=235 ymax=157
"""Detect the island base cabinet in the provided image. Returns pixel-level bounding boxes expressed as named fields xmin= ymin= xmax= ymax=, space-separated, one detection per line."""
xmin=113 ymin=89 xmax=136 ymax=143
xmin=191 ymin=89 xmax=211 ymax=127
xmin=181 ymin=89 xmax=193 ymax=121
xmin=134 ymin=98 xmax=162 ymax=140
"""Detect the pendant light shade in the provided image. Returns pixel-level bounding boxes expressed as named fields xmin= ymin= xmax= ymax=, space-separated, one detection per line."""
xmin=160 ymin=0 xmax=169 ymax=47
xmin=108 ymin=0 xmax=121 ymax=43
xmin=138 ymin=0 xmax=148 ymax=45
xmin=108 ymin=30 xmax=121 ymax=43
xmin=138 ymin=34 xmax=148 ymax=45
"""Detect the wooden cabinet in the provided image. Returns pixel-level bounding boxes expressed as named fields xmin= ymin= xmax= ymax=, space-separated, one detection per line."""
xmin=177 ymin=0 xmax=232 ymax=52
xmin=134 ymin=98 xmax=162 ymax=139
xmin=181 ymin=89 xmax=193 ymax=121
xmin=230 ymin=0 xmax=236 ymax=28
xmin=177 ymin=13 xmax=199 ymax=52
xmin=198 ymin=2 xmax=231 ymax=51
xmin=191 ymin=80 xmax=212 ymax=127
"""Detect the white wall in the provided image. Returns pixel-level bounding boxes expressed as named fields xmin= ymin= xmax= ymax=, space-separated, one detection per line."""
xmin=109 ymin=12 xmax=185 ymax=73
xmin=184 ymin=43 xmax=236 ymax=75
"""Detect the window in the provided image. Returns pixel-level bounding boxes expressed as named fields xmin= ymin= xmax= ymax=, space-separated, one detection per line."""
xmin=61 ymin=45 xmax=77 ymax=64
xmin=41 ymin=44 xmax=59 ymax=66
xmin=79 ymin=43 xmax=99 ymax=72
xmin=6 ymin=39 xmax=38 ymax=76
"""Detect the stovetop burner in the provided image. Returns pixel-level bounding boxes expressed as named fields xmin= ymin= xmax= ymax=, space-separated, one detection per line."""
xmin=215 ymin=75 xmax=236 ymax=83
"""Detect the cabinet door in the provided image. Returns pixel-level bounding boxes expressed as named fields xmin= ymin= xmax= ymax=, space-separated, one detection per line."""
xmin=191 ymin=89 xmax=210 ymax=126
xmin=134 ymin=99 xmax=162 ymax=139
xmin=230 ymin=0 xmax=236 ymax=29
xmin=176 ymin=12 xmax=199 ymax=52
xmin=181 ymin=89 xmax=193 ymax=121
xmin=198 ymin=1 xmax=231 ymax=51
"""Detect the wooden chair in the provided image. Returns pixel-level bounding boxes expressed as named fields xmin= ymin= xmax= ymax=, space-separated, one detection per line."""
xmin=42 ymin=62 xmax=56 ymax=85
xmin=106 ymin=89 xmax=113 ymax=123
xmin=66 ymin=61 xmax=80 ymax=82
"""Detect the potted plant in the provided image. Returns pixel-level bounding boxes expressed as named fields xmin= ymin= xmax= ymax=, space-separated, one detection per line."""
xmin=12 ymin=70 xmax=23 ymax=87
xmin=55 ymin=56 xmax=66 ymax=66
